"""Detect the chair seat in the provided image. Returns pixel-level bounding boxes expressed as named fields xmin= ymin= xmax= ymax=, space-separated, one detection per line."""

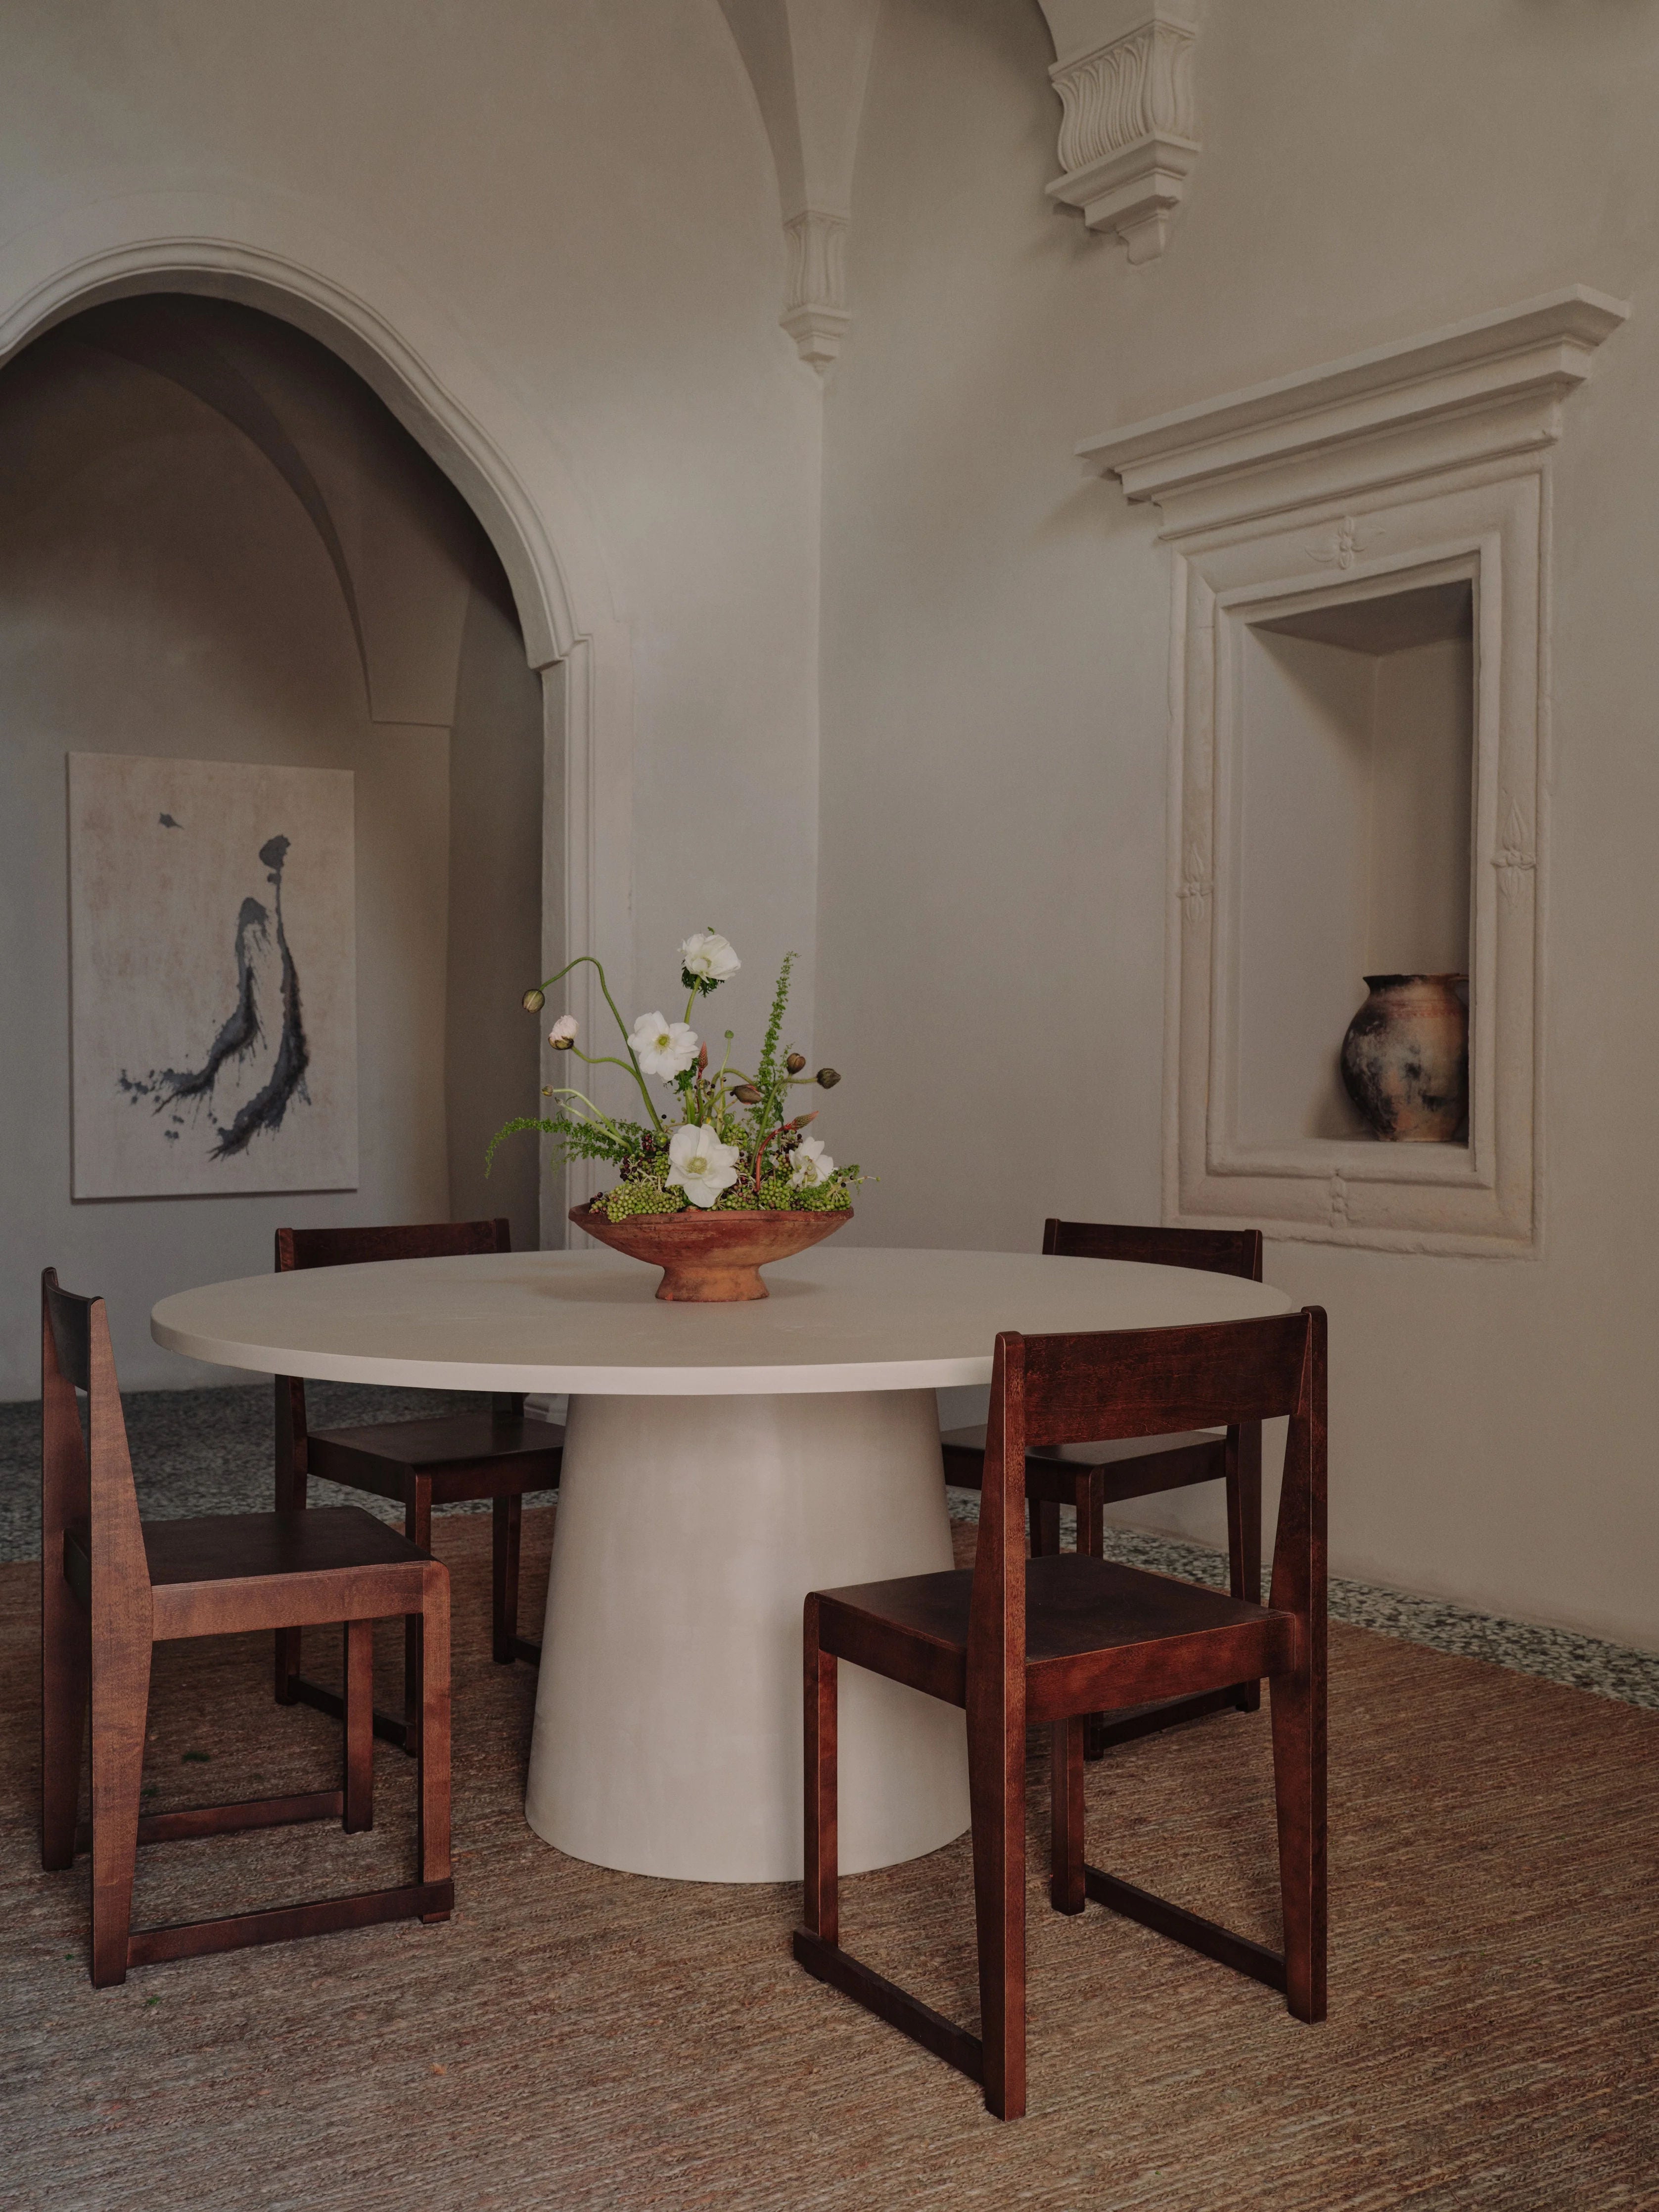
xmin=62 ymin=1507 xmax=438 ymax=1644
xmin=310 ymin=1410 xmax=564 ymax=1475
xmin=140 ymin=1505 xmax=431 ymax=1586
xmin=939 ymin=1423 xmax=1222 ymax=1469
xmin=818 ymin=1554 xmax=1295 ymax=1723
xmin=307 ymin=1413 xmax=564 ymax=1505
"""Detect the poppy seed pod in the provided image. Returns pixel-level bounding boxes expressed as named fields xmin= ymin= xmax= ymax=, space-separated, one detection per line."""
xmin=815 ymin=1067 xmax=841 ymax=1088
xmin=522 ymin=988 xmax=546 ymax=1013
xmin=784 ymin=1053 xmax=806 ymax=1074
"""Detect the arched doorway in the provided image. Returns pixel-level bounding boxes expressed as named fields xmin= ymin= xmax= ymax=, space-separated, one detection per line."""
xmin=0 ymin=210 xmax=635 ymax=1241
xmin=0 ymin=290 xmax=553 ymax=1389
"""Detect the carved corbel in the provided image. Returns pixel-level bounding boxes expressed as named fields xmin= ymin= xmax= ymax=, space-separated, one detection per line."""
xmin=1046 ymin=11 xmax=1199 ymax=264
xmin=718 ymin=0 xmax=878 ymax=372
xmin=780 ymin=209 xmax=851 ymax=370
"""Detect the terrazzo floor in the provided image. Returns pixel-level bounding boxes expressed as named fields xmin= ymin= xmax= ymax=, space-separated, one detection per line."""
xmin=2 ymin=1385 xmax=1653 ymax=1710
xmin=0 ymin=1384 xmax=556 ymax=1555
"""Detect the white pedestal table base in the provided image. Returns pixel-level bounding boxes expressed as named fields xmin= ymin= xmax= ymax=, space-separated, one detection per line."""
xmin=524 ymin=1388 xmax=971 ymax=1882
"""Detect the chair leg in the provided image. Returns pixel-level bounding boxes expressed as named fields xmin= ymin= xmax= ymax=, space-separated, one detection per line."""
xmin=1076 ymin=1474 xmax=1112 ymax=1759
xmin=1074 ymin=1473 xmax=1102 ymax=1557
xmin=1029 ymin=1499 xmax=1061 ymax=1558
xmin=802 ymin=1598 xmax=838 ymax=1945
xmin=416 ymin=1570 xmax=452 ymax=1920
xmin=42 ymin=1575 xmax=89 ymax=1872
xmin=491 ymin=1495 xmax=521 ymax=1665
xmin=274 ymin=1383 xmax=306 ymax=1707
xmin=89 ymin=1636 xmax=151 ymax=1987
xmin=1270 ymin=1662 xmax=1327 ymax=2024
xmin=1049 ymin=1718 xmax=1085 ymax=1914
xmin=402 ymin=1480 xmax=432 ymax=1760
xmin=968 ymin=1695 xmax=1027 ymax=2121
xmin=343 ymin=1618 xmax=374 ymax=1835
xmin=1227 ymin=1425 xmax=1263 ymax=1713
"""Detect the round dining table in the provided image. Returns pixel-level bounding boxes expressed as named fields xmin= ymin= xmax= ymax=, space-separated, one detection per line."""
xmin=152 ymin=1243 xmax=1291 ymax=1886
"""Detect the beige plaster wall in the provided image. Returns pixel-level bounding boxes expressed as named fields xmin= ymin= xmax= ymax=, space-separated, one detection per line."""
xmin=0 ymin=0 xmax=825 ymax=1141
xmin=818 ymin=0 xmax=1659 ymax=1649
xmin=0 ymin=0 xmax=826 ymax=1385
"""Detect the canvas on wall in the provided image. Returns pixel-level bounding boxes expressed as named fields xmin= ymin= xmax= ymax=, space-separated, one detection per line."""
xmin=69 ymin=753 xmax=359 ymax=1198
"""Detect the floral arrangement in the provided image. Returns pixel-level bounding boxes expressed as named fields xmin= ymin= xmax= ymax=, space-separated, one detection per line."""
xmin=487 ymin=931 xmax=862 ymax=1224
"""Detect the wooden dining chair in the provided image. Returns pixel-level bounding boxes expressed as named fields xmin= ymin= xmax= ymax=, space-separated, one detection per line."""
xmin=273 ymin=1217 xmax=564 ymax=1756
xmin=40 ymin=1269 xmax=452 ymax=1988
xmin=940 ymin=1219 xmax=1264 ymax=1753
xmin=797 ymin=1306 xmax=1327 ymax=2121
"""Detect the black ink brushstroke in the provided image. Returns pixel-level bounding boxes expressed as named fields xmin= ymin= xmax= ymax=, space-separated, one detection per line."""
xmin=158 ymin=813 xmax=181 ymax=828
xmin=209 ymin=836 xmax=310 ymax=1157
xmin=116 ymin=832 xmax=313 ymax=1158
xmin=119 ymin=897 xmax=269 ymax=1106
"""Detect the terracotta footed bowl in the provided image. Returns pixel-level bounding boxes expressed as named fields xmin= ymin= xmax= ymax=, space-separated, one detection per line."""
xmin=570 ymin=1200 xmax=853 ymax=1301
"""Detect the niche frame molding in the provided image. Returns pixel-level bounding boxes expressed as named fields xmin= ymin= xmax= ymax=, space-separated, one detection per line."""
xmin=1080 ymin=287 xmax=1629 ymax=1254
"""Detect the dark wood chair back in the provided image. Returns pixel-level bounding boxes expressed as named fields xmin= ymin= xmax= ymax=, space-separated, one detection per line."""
xmin=42 ymin=1269 xmax=149 ymax=1617
xmin=276 ymin=1217 xmax=511 ymax=1273
xmin=1041 ymin=1218 xmax=1263 ymax=1282
xmin=269 ymin=1216 xmax=550 ymax=1739
xmin=969 ymin=1310 xmax=1325 ymax=1705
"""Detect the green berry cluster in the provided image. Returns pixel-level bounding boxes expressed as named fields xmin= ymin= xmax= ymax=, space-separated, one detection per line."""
xmin=792 ymin=1169 xmax=857 ymax=1212
xmin=599 ymin=1179 xmax=685 ymax=1223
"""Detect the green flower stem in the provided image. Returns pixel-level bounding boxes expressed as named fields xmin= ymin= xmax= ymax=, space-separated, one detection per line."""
xmin=531 ymin=953 xmax=630 ymax=1041
xmin=571 ymin=1046 xmax=664 ymax=1122
xmin=541 ymin=1084 xmax=626 ymax=1132
xmin=528 ymin=953 xmax=665 ymax=1131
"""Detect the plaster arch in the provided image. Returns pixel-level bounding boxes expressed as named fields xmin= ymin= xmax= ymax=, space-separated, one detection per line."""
xmin=0 ymin=194 xmax=635 ymax=1244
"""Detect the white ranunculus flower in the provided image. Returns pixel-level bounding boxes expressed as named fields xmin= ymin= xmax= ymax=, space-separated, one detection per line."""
xmin=629 ymin=1012 xmax=699 ymax=1079
xmin=791 ymin=1136 xmax=834 ymax=1188
xmin=665 ymin=1122 xmax=742 ymax=1208
xmin=679 ymin=930 xmax=740 ymax=984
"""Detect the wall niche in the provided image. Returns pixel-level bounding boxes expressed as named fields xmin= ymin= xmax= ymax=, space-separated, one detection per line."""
xmin=1238 ymin=575 xmax=1473 ymax=1150
xmin=1080 ymin=287 xmax=1629 ymax=1252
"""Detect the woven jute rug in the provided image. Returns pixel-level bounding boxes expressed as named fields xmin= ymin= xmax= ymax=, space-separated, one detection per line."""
xmin=2 ymin=1509 xmax=1655 ymax=2212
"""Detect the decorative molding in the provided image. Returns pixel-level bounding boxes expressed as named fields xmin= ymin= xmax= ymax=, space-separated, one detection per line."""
xmin=1045 ymin=13 xmax=1199 ymax=264
xmin=1088 ymin=290 xmax=1631 ymax=1256
xmin=1078 ymin=286 xmax=1630 ymax=534
xmin=1494 ymin=796 xmax=1536 ymax=906
xmin=1308 ymin=513 xmax=1383 ymax=573
xmin=1177 ymin=826 xmax=1210 ymax=916
xmin=780 ymin=208 xmax=850 ymax=369
xmin=718 ymin=0 xmax=878 ymax=371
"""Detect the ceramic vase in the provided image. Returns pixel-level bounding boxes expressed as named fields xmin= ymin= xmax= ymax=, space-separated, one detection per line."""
xmin=570 ymin=1201 xmax=853 ymax=1300
xmin=1339 ymin=974 xmax=1468 ymax=1143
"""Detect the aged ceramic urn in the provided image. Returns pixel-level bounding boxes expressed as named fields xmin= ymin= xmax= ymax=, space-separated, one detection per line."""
xmin=1339 ymin=974 xmax=1468 ymax=1143
xmin=571 ymin=1201 xmax=853 ymax=1300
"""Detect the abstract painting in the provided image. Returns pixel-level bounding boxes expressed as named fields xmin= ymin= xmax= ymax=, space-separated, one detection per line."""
xmin=69 ymin=754 xmax=358 ymax=1197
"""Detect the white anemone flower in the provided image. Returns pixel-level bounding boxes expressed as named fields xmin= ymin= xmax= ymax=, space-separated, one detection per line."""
xmin=791 ymin=1136 xmax=834 ymax=1188
xmin=665 ymin=1122 xmax=742 ymax=1208
xmin=629 ymin=1012 xmax=699 ymax=1080
xmin=679 ymin=930 xmax=741 ymax=984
